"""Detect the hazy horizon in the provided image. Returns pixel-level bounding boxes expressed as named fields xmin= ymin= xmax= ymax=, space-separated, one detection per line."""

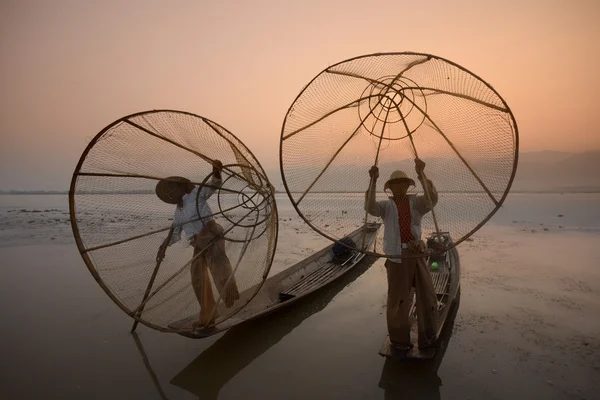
xmin=1 ymin=0 xmax=599 ymax=191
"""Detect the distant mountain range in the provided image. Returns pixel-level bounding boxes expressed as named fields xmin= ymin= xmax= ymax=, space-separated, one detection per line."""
xmin=0 ymin=190 xmax=68 ymax=195
xmin=2 ymin=151 xmax=598 ymax=194
xmin=268 ymin=150 xmax=600 ymax=193
xmin=511 ymin=150 xmax=600 ymax=192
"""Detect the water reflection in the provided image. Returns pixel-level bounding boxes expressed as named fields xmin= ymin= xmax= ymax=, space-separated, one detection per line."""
xmin=132 ymin=333 xmax=170 ymax=400
xmin=167 ymin=256 xmax=378 ymax=399
xmin=378 ymin=290 xmax=461 ymax=400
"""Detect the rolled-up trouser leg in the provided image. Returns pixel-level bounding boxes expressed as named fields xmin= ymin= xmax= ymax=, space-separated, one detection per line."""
xmin=385 ymin=258 xmax=416 ymax=347
xmin=414 ymin=256 xmax=438 ymax=346
xmin=207 ymin=235 xmax=240 ymax=308
xmin=203 ymin=221 xmax=240 ymax=308
xmin=191 ymin=245 xmax=219 ymax=327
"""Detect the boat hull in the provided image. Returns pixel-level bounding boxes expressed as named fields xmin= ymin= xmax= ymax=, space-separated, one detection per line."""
xmin=170 ymin=222 xmax=381 ymax=338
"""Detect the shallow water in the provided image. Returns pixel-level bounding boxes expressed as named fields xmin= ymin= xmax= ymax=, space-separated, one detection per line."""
xmin=0 ymin=193 xmax=599 ymax=399
xmin=2 ymin=192 xmax=599 ymax=247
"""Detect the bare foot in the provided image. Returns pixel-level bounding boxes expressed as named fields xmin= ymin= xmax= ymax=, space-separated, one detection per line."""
xmin=193 ymin=319 xmax=216 ymax=330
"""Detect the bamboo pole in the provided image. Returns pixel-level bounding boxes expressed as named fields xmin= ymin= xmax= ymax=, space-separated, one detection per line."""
xmin=325 ymin=69 xmax=507 ymax=113
xmin=131 ymin=333 xmax=170 ymax=400
xmin=394 ymin=103 xmax=444 ymax=246
xmin=124 ymin=119 xmax=252 ymax=186
xmin=391 ymin=86 xmax=507 ymax=112
xmin=360 ymin=106 xmax=391 ymax=249
xmin=82 ymin=190 xmax=264 ymax=254
xmin=282 ymin=96 xmax=375 ymax=141
xmin=131 ymin=205 xmax=258 ymax=315
xmin=131 ymin=227 xmax=173 ymax=332
xmin=387 ymin=93 xmax=500 ymax=206
xmin=76 ymin=172 xmax=248 ymax=196
xmin=295 ymin=95 xmax=388 ymax=206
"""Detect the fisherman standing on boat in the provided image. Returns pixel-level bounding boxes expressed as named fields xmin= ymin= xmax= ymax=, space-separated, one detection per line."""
xmin=155 ymin=160 xmax=240 ymax=328
xmin=365 ymin=159 xmax=438 ymax=351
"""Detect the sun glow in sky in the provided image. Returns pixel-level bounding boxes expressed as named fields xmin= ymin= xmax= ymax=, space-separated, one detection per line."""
xmin=1 ymin=0 xmax=598 ymax=190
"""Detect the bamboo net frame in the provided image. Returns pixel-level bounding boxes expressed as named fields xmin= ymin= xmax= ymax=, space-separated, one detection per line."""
xmin=279 ymin=52 xmax=519 ymax=259
xmin=69 ymin=110 xmax=278 ymax=333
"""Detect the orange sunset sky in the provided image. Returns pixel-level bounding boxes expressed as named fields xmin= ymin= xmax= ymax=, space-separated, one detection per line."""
xmin=1 ymin=0 xmax=598 ymax=190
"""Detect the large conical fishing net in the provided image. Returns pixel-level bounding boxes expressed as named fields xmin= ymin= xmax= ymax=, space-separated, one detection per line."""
xmin=70 ymin=110 xmax=278 ymax=332
xmin=280 ymin=52 xmax=518 ymax=259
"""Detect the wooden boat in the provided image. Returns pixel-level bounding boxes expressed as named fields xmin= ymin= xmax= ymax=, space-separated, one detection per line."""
xmin=169 ymin=222 xmax=381 ymax=338
xmin=379 ymin=231 xmax=461 ymax=360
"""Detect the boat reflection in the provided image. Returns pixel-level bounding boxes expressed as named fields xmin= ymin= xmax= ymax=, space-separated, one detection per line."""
xmin=378 ymin=290 xmax=461 ymax=400
xmin=168 ymin=256 xmax=379 ymax=399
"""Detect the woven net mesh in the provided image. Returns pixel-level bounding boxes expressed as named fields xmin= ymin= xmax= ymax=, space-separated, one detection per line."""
xmin=70 ymin=110 xmax=277 ymax=332
xmin=280 ymin=52 xmax=518 ymax=258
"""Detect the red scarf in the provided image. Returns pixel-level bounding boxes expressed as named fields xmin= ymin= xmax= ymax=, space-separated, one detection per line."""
xmin=394 ymin=196 xmax=414 ymax=244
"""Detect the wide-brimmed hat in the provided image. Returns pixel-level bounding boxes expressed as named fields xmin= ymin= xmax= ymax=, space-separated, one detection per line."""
xmin=155 ymin=176 xmax=192 ymax=204
xmin=384 ymin=170 xmax=415 ymax=191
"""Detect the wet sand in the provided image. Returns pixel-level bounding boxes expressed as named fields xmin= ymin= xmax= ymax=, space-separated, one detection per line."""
xmin=0 ymin=194 xmax=599 ymax=399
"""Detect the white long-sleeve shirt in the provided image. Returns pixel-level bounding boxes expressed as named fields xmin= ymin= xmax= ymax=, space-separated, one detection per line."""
xmin=364 ymin=179 xmax=437 ymax=263
xmin=169 ymin=177 xmax=222 ymax=245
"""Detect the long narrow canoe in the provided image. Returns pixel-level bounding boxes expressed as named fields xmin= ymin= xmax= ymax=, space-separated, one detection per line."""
xmin=170 ymin=222 xmax=381 ymax=338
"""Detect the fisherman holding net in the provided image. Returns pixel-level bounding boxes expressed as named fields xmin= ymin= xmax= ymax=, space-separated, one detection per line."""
xmin=365 ymin=159 xmax=438 ymax=351
xmin=155 ymin=160 xmax=240 ymax=327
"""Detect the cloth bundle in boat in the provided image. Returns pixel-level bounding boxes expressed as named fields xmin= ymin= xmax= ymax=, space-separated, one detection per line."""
xmin=69 ymin=110 xmax=278 ymax=332
xmin=332 ymin=236 xmax=356 ymax=257
xmin=280 ymin=52 xmax=518 ymax=259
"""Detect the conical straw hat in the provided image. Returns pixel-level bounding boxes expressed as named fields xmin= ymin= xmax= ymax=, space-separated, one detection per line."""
xmin=155 ymin=176 xmax=191 ymax=204
xmin=384 ymin=170 xmax=415 ymax=191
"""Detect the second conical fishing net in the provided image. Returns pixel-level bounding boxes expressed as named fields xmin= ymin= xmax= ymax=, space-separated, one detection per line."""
xmin=70 ymin=110 xmax=278 ymax=332
xmin=280 ymin=52 xmax=518 ymax=258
